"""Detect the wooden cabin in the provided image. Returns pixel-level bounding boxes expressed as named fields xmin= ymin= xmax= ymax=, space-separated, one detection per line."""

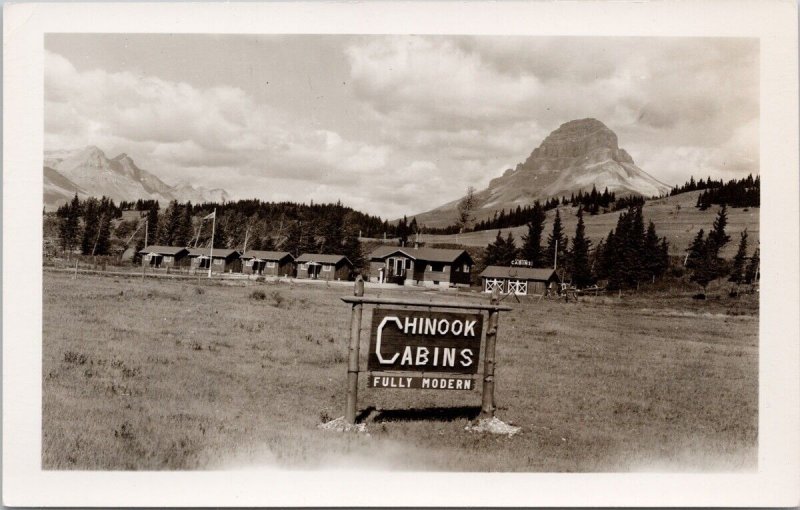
xmin=240 ymin=250 xmax=295 ymax=277
xmin=187 ymin=247 xmax=241 ymax=274
xmin=368 ymin=246 xmax=474 ymax=288
xmin=479 ymin=266 xmax=558 ymax=295
xmin=138 ymin=245 xmax=189 ymax=269
xmin=295 ymin=253 xmax=353 ymax=281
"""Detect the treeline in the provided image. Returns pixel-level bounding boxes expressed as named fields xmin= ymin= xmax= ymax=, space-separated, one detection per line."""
xmin=482 ymin=204 xmax=670 ymax=290
xmin=56 ymin=195 xmax=122 ymax=255
xmin=670 ymin=174 xmax=760 ymax=209
xmin=55 ymin=195 xmax=406 ymax=269
xmin=422 ymin=187 xmax=647 ymax=235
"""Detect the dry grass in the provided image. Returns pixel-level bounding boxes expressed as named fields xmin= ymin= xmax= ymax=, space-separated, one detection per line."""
xmin=42 ymin=271 xmax=758 ymax=471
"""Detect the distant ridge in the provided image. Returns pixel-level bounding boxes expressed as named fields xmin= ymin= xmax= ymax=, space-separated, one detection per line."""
xmin=43 ymin=146 xmax=230 ymax=209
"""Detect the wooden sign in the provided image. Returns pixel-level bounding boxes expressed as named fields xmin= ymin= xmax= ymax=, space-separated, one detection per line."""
xmin=367 ymin=308 xmax=483 ymax=374
xmin=340 ymin=280 xmax=510 ymax=424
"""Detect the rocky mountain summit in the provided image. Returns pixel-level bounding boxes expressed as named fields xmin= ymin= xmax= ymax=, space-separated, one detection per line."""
xmin=412 ymin=118 xmax=671 ymax=227
xmin=43 ymin=146 xmax=229 ymax=209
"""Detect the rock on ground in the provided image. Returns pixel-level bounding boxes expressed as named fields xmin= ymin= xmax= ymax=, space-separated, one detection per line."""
xmin=465 ymin=417 xmax=522 ymax=437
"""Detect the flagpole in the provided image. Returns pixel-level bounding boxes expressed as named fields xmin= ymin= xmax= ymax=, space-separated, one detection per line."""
xmin=208 ymin=208 xmax=216 ymax=278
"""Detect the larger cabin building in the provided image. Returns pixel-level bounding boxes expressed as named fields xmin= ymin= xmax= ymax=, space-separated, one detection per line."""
xmin=187 ymin=248 xmax=242 ymax=274
xmin=295 ymin=253 xmax=354 ymax=281
xmin=368 ymin=246 xmax=474 ymax=288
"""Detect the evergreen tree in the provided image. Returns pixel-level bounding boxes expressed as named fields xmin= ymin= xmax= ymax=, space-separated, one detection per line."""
xmin=396 ymin=216 xmax=410 ymax=246
xmin=690 ymin=242 xmax=717 ymax=292
xmin=520 ymin=202 xmax=546 ymax=266
xmin=341 ymin=225 xmax=365 ymax=272
xmin=146 ymin=205 xmax=159 ymax=246
xmin=643 ymin=221 xmax=662 ymax=280
xmin=658 ymin=237 xmax=670 ymax=277
xmin=499 ymin=232 xmax=519 ymax=266
xmin=729 ymin=230 xmax=749 ymax=283
xmin=706 ymin=205 xmax=731 ymax=257
xmin=569 ymin=208 xmax=593 ymax=287
xmin=686 ymin=229 xmax=706 ymax=270
xmin=58 ymin=193 xmax=82 ymax=254
xmin=80 ymin=198 xmax=100 ymax=255
xmin=178 ymin=202 xmax=194 ymax=247
xmin=744 ymin=247 xmax=759 ymax=284
xmin=93 ymin=214 xmax=112 ymax=255
xmin=484 ymin=231 xmax=517 ymax=266
xmin=546 ymin=209 xmax=567 ymax=269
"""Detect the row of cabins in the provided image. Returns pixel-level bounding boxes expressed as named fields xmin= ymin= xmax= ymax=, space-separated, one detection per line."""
xmin=139 ymin=245 xmax=559 ymax=294
xmin=139 ymin=246 xmax=354 ymax=281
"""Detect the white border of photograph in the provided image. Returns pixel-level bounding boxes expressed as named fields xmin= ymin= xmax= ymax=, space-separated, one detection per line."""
xmin=4 ymin=1 xmax=799 ymax=506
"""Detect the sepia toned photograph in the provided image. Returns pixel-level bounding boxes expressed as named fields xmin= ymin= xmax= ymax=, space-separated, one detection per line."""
xmin=41 ymin=33 xmax=761 ymax=472
xmin=3 ymin=1 xmax=798 ymax=507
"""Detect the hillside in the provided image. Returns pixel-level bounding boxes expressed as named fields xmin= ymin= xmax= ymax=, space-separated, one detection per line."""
xmin=411 ymin=118 xmax=671 ymax=228
xmin=414 ymin=191 xmax=759 ymax=258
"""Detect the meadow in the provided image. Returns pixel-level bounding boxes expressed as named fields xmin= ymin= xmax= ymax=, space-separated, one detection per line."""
xmin=42 ymin=270 xmax=758 ymax=471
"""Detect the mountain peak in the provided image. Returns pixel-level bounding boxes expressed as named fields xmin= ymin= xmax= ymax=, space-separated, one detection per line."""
xmin=43 ymin=147 xmax=232 ymax=210
xmin=410 ymin=118 xmax=671 ymax=228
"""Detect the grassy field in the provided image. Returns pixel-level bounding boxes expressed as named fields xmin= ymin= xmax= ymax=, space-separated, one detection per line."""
xmin=43 ymin=270 xmax=758 ymax=471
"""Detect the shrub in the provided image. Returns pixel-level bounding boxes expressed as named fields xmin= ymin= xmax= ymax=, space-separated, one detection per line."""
xmin=270 ymin=291 xmax=284 ymax=308
xmin=64 ymin=351 xmax=88 ymax=365
xmin=194 ymin=287 xmax=205 ymax=295
xmin=250 ymin=290 xmax=267 ymax=301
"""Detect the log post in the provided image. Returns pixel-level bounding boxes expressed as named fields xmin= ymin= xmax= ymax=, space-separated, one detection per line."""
xmin=480 ymin=286 xmax=500 ymax=418
xmin=345 ymin=275 xmax=365 ymax=424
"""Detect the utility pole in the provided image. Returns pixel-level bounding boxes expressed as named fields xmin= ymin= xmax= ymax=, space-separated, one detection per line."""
xmin=208 ymin=208 xmax=216 ymax=278
xmin=553 ymin=239 xmax=558 ymax=269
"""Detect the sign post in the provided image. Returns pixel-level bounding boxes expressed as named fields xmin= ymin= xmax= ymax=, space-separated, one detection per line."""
xmin=480 ymin=286 xmax=500 ymax=418
xmin=340 ymin=284 xmax=511 ymax=426
xmin=345 ymin=276 xmax=365 ymax=425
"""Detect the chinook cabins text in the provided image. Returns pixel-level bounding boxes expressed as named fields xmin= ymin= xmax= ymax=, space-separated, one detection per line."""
xmin=295 ymin=253 xmax=354 ymax=281
xmin=368 ymin=246 xmax=473 ymax=287
xmin=187 ymin=248 xmax=242 ymax=274
xmin=240 ymin=251 xmax=295 ymax=277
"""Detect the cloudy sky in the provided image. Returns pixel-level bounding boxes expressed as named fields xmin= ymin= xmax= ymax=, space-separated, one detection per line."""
xmin=45 ymin=34 xmax=758 ymax=218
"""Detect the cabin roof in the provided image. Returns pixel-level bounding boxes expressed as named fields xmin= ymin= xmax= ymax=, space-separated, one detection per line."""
xmin=369 ymin=245 xmax=473 ymax=264
xmin=479 ymin=266 xmax=557 ymax=281
xmin=296 ymin=253 xmax=351 ymax=265
xmin=240 ymin=250 xmax=293 ymax=261
xmin=138 ymin=245 xmax=188 ymax=255
xmin=187 ymin=247 xmax=240 ymax=258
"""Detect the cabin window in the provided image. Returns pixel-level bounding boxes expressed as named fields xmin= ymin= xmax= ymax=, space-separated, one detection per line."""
xmin=405 ymin=259 xmax=412 ymax=269
xmin=266 ymin=261 xmax=276 ymax=268
xmin=164 ymin=256 xmax=173 ymax=263
xmin=214 ymin=259 xmax=223 ymax=266
xmin=322 ymin=264 xmax=332 ymax=272
xmin=429 ymin=263 xmax=443 ymax=272
xmin=299 ymin=263 xmax=307 ymax=270
xmin=245 ymin=259 xmax=254 ymax=267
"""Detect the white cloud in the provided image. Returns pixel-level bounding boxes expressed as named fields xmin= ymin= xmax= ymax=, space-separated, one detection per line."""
xmin=45 ymin=35 xmax=759 ymax=219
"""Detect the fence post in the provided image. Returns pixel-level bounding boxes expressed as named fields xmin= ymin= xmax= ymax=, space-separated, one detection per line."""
xmin=480 ymin=286 xmax=500 ymax=419
xmin=345 ymin=275 xmax=365 ymax=424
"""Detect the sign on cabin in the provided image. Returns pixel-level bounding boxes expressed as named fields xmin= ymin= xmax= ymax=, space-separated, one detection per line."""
xmin=367 ymin=308 xmax=483 ymax=390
